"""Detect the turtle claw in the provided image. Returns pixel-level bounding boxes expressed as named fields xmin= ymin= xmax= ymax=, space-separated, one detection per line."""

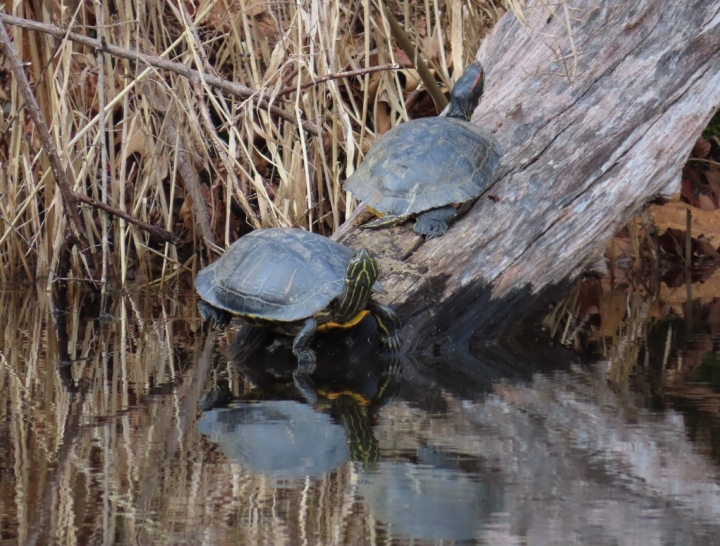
xmin=413 ymin=206 xmax=455 ymax=238
xmin=295 ymin=353 xmax=317 ymax=376
xmin=416 ymin=220 xmax=447 ymax=239
xmin=383 ymin=334 xmax=402 ymax=352
xmin=368 ymin=301 xmax=402 ymax=353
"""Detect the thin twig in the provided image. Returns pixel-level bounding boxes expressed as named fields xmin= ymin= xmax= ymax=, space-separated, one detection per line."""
xmin=75 ymin=193 xmax=181 ymax=245
xmin=276 ymin=63 xmax=400 ymax=97
xmin=689 ymin=157 xmax=720 ymax=167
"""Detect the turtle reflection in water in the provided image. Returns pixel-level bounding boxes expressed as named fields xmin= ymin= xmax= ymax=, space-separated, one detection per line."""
xmin=198 ymin=365 xmax=500 ymax=539
xmin=198 ymin=361 xmax=402 ymax=477
xmin=344 ymin=61 xmax=501 ymax=238
xmin=198 ymin=400 xmax=351 ymax=478
xmin=195 ymin=228 xmax=401 ymax=391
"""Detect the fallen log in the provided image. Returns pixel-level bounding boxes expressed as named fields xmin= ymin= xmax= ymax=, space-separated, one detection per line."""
xmin=335 ymin=0 xmax=720 ymax=351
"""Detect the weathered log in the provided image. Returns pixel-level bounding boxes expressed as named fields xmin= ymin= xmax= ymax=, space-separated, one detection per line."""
xmin=335 ymin=0 xmax=720 ymax=351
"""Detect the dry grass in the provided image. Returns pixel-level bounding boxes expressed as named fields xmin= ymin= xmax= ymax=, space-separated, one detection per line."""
xmin=0 ymin=0 xmax=504 ymax=288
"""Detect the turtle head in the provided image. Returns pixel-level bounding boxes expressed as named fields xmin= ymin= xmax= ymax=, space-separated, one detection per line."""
xmin=337 ymin=248 xmax=378 ymax=319
xmin=447 ymin=62 xmax=485 ymax=121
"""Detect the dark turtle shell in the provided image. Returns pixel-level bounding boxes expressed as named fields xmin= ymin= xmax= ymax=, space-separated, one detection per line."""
xmin=343 ymin=116 xmax=501 ymax=218
xmin=195 ymin=228 xmax=371 ymax=323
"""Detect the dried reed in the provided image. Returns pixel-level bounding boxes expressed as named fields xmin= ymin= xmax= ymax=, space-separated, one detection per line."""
xmin=0 ymin=0 xmax=504 ymax=288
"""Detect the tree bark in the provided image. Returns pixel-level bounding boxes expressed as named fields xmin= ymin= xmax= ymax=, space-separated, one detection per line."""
xmin=335 ymin=0 xmax=720 ymax=351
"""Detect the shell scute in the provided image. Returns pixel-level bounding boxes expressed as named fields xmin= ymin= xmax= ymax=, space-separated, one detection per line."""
xmin=195 ymin=229 xmax=355 ymax=323
xmin=344 ymin=117 xmax=501 ymax=216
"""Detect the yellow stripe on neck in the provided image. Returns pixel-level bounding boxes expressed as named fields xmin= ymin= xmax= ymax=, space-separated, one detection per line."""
xmin=317 ymin=310 xmax=370 ymax=331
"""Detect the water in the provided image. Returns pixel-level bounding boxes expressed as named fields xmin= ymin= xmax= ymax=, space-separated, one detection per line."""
xmin=2 ymin=282 xmax=720 ymax=545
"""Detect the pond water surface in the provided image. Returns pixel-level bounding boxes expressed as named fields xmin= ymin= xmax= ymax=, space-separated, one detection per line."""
xmin=2 ymin=278 xmax=720 ymax=545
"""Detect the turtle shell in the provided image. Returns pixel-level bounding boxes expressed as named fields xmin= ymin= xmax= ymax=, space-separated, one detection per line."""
xmin=195 ymin=228 xmax=367 ymax=323
xmin=343 ymin=117 xmax=501 ymax=217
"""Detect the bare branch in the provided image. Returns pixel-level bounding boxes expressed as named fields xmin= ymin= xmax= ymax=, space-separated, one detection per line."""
xmin=276 ymin=63 xmax=401 ymax=97
xmin=0 ymin=18 xmax=90 ymax=251
xmin=75 ymin=193 xmax=181 ymax=245
xmin=0 ymin=13 xmax=321 ymax=137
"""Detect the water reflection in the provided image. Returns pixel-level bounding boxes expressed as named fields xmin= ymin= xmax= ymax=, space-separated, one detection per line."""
xmin=3 ymin=284 xmax=720 ymax=544
xmin=359 ymin=460 xmax=501 ymax=541
xmin=198 ymin=401 xmax=350 ymax=478
xmin=197 ymin=323 xmax=400 ymax=479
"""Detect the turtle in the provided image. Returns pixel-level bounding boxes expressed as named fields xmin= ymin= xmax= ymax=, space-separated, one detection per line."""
xmin=343 ymin=61 xmax=501 ymax=238
xmin=195 ymin=228 xmax=401 ymax=380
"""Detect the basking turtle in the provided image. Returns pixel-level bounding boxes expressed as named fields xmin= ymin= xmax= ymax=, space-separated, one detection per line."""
xmin=344 ymin=62 xmax=501 ymax=238
xmin=195 ymin=228 xmax=401 ymax=379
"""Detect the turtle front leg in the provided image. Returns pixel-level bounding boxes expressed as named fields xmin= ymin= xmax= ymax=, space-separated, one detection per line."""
xmin=198 ymin=300 xmax=232 ymax=328
xmin=413 ymin=206 xmax=456 ymax=238
xmin=291 ymin=317 xmax=319 ymax=403
xmin=361 ymin=214 xmax=409 ymax=230
xmin=368 ymin=301 xmax=401 ymax=351
xmin=292 ymin=372 xmax=319 ymax=405
xmin=291 ymin=317 xmax=318 ymax=375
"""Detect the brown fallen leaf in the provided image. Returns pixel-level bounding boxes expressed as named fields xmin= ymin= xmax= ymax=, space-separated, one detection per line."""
xmin=649 ymin=202 xmax=720 ymax=249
